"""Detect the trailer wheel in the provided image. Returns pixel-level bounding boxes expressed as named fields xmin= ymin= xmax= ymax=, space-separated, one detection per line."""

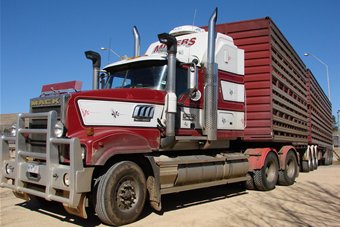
xmin=329 ymin=151 xmax=333 ymax=165
xmin=245 ymin=173 xmax=256 ymax=190
xmin=314 ymin=157 xmax=318 ymax=170
xmin=301 ymin=149 xmax=312 ymax=172
xmin=323 ymin=151 xmax=329 ymax=165
xmin=95 ymin=161 xmax=146 ymax=226
xmin=324 ymin=150 xmax=333 ymax=166
xmin=278 ymin=151 xmax=298 ymax=186
xmin=311 ymin=155 xmax=316 ymax=171
xmin=253 ymin=152 xmax=279 ymax=191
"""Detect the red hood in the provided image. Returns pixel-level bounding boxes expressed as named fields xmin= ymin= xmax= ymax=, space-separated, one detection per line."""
xmin=69 ymin=88 xmax=166 ymax=104
xmin=66 ymin=88 xmax=165 ymax=136
xmin=65 ymin=88 xmax=164 ymax=165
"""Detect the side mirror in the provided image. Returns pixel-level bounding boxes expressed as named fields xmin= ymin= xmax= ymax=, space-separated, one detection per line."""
xmin=188 ymin=59 xmax=198 ymax=90
xmin=187 ymin=59 xmax=201 ymax=101
xmin=99 ymin=72 xmax=106 ymax=89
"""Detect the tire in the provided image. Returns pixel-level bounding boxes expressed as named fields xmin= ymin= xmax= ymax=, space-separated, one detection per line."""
xmin=301 ymin=160 xmax=310 ymax=172
xmin=310 ymin=157 xmax=315 ymax=171
xmin=324 ymin=150 xmax=332 ymax=166
xmin=329 ymin=151 xmax=333 ymax=165
xmin=245 ymin=173 xmax=256 ymax=190
xmin=324 ymin=151 xmax=329 ymax=165
xmin=314 ymin=157 xmax=318 ymax=170
xmin=278 ymin=151 xmax=298 ymax=186
xmin=253 ymin=152 xmax=279 ymax=191
xmin=95 ymin=161 xmax=146 ymax=226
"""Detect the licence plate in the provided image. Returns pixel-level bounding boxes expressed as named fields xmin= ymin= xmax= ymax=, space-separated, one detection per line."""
xmin=27 ymin=163 xmax=40 ymax=174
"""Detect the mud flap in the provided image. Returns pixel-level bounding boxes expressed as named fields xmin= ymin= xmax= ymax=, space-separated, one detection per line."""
xmin=147 ymin=176 xmax=162 ymax=212
xmin=63 ymin=194 xmax=87 ymax=219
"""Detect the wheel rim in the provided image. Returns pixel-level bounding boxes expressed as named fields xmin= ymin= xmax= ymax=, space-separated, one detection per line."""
xmin=265 ymin=160 xmax=276 ymax=182
xmin=116 ymin=177 xmax=139 ymax=211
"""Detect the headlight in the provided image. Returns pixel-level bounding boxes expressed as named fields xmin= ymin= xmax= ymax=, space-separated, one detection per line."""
xmin=54 ymin=121 xmax=65 ymax=138
xmin=10 ymin=123 xmax=17 ymax=137
xmin=5 ymin=163 xmax=14 ymax=174
xmin=63 ymin=173 xmax=70 ymax=186
xmin=81 ymin=146 xmax=86 ymax=160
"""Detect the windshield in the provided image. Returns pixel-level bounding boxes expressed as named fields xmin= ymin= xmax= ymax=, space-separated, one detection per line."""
xmin=104 ymin=60 xmax=188 ymax=95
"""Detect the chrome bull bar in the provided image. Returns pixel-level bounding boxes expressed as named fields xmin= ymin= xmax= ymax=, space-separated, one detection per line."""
xmin=0 ymin=111 xmax=93 ymax=217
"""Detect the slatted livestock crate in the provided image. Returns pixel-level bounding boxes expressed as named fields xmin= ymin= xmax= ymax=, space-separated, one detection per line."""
xmin=216 ymin=18 xmax=313 ymax=146
xmin=306 ymin=69 xmax=333 ymax=149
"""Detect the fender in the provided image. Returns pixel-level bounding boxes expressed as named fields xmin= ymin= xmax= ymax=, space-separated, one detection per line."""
xmin=245 ymin=148 xmax=278 ymax=171
xmin=278 ymin=145 xmax=299 ymax=170
xmin=91 ymin=131 xmax=154 ymax=165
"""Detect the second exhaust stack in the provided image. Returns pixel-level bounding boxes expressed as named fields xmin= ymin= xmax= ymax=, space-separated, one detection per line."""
xmin=133 ymin=26 xmax=141 ymax=57
xmin=204 ymin=8 xmax=218 ymax=141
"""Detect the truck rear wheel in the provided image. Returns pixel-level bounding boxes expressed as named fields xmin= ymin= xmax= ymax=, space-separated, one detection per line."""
xmin=253 ymin=152 xmax=278 ymax=191
xmin=278 ymin=151 xmax=298 ymax=186
xmin=95 ymin=161 xmax=146 ymax=226
xmin=301 ymin=160 xmax=310 ymax=172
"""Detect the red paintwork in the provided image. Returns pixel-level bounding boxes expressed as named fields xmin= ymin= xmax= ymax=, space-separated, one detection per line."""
xmin=306 ymin=70 xmax=332 ymax=149
xmin=215 ymin=19 xmax=274 ymax=142
xmin=42 ymin=80 xmax=82 ymax=92
xmin=64 ymin=66 xmax=247 ymax=165
xmin=62 ymin=18 xmax=331 ymax=168
xmin=70 ymin=127 xmax=160 ymax=165
xmin=245 ymin=147 xmax=278 ymax=171
xmin=278 ymin=146 xmax=298 ymax=170
xmin=218 ymin=70 xmax=245 ymax=112
xmin=214 ymin=18 xmax=333 ymax=147
xmin=66 ymin=88 xmax=165 ymax=165
xmin=70 ymin=88 xmax=166 ymax=106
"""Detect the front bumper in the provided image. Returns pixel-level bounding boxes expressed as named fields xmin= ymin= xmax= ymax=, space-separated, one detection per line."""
xmin=0 ymin=111 xmax=93 ymax=213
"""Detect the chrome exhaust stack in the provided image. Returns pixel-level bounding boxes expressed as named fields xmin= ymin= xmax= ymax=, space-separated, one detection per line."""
xmin=158 ymin=33 xmax=177 ymax=148
xmin=204 ymin=8 xmax=218 ymax=141
xmin=133 ymin=26 xmax=141 ymax=57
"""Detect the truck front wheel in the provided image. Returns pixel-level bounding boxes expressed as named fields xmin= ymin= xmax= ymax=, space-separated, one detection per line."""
xmin=253 ymin=152 xmax=279 ymax=191
xmin=95 ymin=161 xmax=146 ymax=226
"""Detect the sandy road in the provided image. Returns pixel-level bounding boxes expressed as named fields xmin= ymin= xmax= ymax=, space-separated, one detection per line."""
xmin=1 ymin=163 xmax=340 ymax=227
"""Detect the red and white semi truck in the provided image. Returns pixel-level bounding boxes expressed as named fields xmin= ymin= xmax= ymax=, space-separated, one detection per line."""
xmin=0 ymin=8 xmax=333 ymax=226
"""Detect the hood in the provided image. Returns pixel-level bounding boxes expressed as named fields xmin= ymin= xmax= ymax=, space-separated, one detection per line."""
xmin=70 ymin=88 xmax=166 ymax=105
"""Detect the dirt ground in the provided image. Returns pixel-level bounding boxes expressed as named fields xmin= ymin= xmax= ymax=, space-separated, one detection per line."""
xmin=1 ymin=163 xmax=340 ymax=227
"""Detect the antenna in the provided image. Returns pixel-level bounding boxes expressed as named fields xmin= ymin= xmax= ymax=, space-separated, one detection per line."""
xmin=190 ymin=9 xmax=198 ymax=63
xmin=108 ymin=38 xmax=112 ymax=64
xmin=192 ymin=9 xmax=197 ymax=26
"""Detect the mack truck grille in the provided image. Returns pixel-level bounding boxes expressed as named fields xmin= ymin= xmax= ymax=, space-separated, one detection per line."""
xmin=30 ymin=111 xmax=60 ymax=154
xmin=29 ymin=95 xmax=68 ymax=156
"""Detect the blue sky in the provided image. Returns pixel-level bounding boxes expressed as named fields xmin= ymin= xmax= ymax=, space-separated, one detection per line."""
xmin=1 ymin=0 xmax=339 ymax=117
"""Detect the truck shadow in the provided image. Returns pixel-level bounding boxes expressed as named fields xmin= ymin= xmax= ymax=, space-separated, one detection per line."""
xmin=15 ymin=177 xmax=340 ymax=226
xmin=17 ymin=200 xmax=102 ymax=226
xmin=221 ymin=179 xmax=340 ymax=226
xmin=15 ymin=182 xmax=247 ymax=226
xmin=160 ymin=183 xmax=247 ymax=212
